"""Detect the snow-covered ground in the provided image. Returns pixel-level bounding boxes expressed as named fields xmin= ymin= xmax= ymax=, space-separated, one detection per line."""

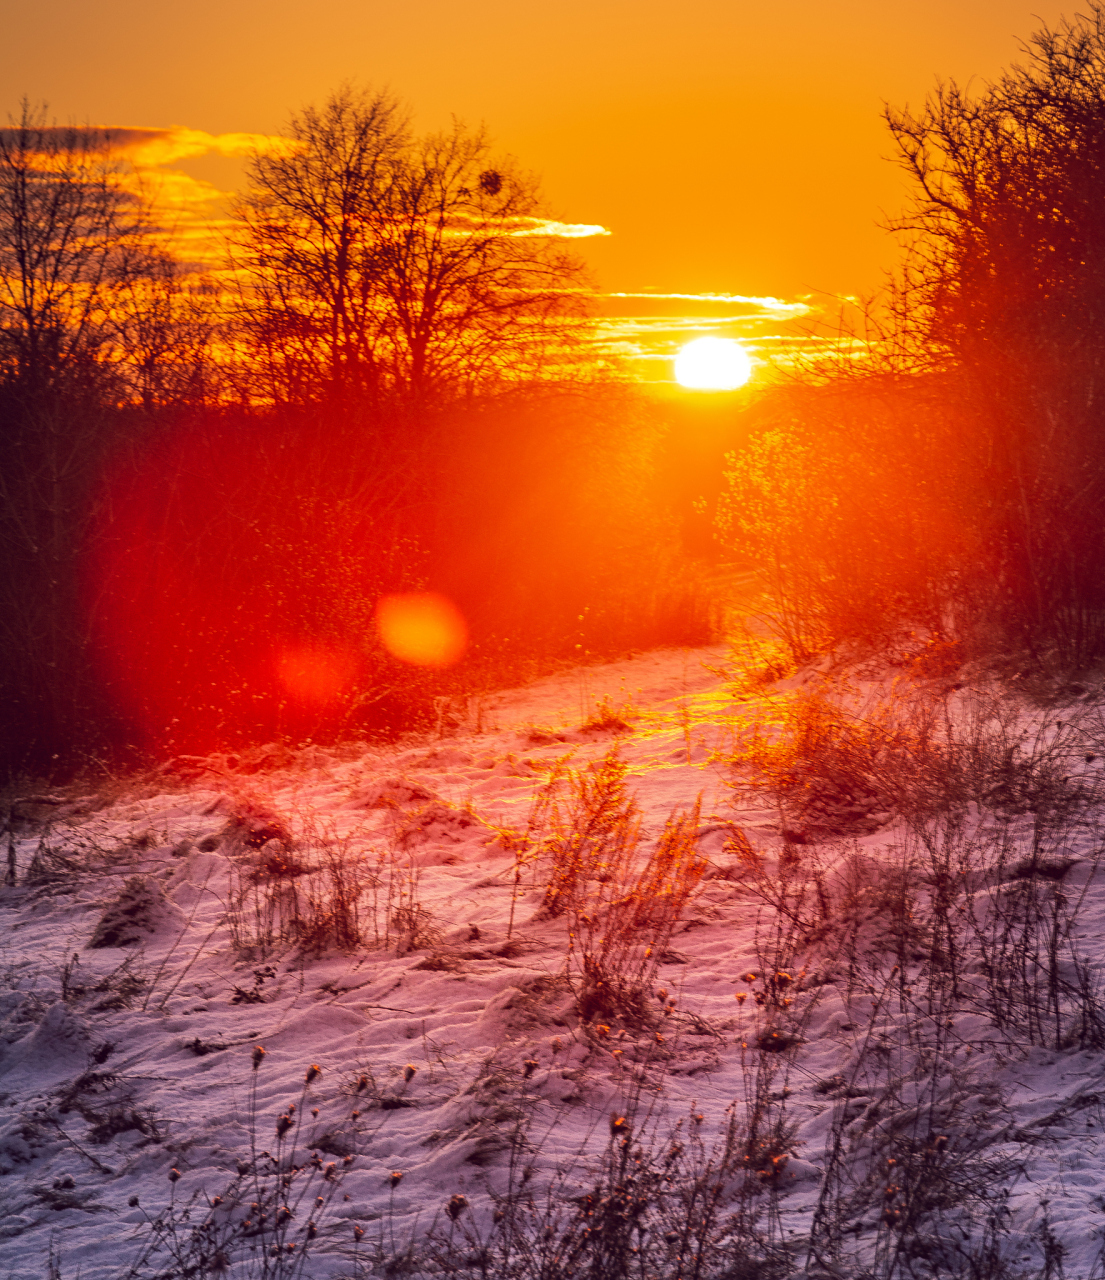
xmin=2 ymin=645 xmax=1104 ymax=1279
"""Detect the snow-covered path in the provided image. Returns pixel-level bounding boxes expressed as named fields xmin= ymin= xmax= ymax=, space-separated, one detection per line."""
xmin=2 ymin=646 xmax=1103 ymax=1279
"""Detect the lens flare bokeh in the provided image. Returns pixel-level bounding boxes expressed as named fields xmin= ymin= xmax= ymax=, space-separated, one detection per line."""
xmin=375 ymin=593 xmax=468 ymax=668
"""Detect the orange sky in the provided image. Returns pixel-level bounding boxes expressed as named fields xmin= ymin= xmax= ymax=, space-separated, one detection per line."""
xmin=3 ymin=0 xmax=1074 ymax=380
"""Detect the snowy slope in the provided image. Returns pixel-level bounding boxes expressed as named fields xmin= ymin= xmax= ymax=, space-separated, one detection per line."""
xmin=1 ymin=646 xmax=1103 ymax=1279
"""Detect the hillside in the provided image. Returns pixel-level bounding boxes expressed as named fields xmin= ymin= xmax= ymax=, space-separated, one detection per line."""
xmin=1 ymin=644 xmax=1102 ymax=1280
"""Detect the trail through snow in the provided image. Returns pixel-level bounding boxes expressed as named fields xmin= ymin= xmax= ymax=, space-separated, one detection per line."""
xmin=1 ymin=646 xmax=1104 ymax=1278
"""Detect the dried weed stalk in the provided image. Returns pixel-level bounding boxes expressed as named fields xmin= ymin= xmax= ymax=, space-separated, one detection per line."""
xmin=529 ymin=749 xmax=706 ymax=1025
xmin=221 ymin=796 xmax=444 ymax=959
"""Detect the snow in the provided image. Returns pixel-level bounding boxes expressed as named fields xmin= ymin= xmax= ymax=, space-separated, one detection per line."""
xmin=2 ymin=645 xmax=1104 ymax=1277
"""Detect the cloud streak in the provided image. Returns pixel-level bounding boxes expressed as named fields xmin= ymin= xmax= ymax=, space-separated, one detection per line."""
xmin=511 ymin=218 xmax=611 ymax=239
xmin=0 ymin=124 xmax=294 ymax=164
xmin=45 ymin=127 xmax=613 ymax=256
xmin=106 ymin=126 xmax=297 ymax=166
xmin=594 ymin=291 xmax=812 ymax=321
xmin=591 ymin=291 xmax=832 ymax=382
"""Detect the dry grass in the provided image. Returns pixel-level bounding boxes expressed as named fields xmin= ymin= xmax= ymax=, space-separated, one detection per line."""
xmin=518 ymin=749 xmax=708 ymax=1026
xmin=579 ymin=695 xmax=638 ymax=736
xmin=700 ymin=660 xmax=1105 ymax=1275
xmin=567 ymin=801 xmax=706 ymax=1027
xmin=422 ymin=1100 xmax=797 ymax=1280
xmin=122 ymin=1057 xmax=351 ymax=1280
xmin=223 ymin=801 xmax=442 ymax=960
xmin=23 ymin=647 xmax=1105 ymax=1279
xmin=721 ymin=666 xmax=1102 ymax=842
xmin=537 ymin=749 xmax=639 ymax=922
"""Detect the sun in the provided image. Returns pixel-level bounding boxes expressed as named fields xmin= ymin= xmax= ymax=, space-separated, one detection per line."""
xmin=674 ymin=336 xmax=753 ymax=390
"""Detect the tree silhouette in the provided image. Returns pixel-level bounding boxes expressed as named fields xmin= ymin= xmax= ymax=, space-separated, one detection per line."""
xmin=0 ymin=100 xmax=156 ymax=761
xmin=232 ymin=87 xmax=408 ymax=406
xmin=233 ymin=86 xmax=589 ymax=411
xmin=884 ymin=6 xmax=1105 ymax=657
xmin=0 ymin=100 xmax=145 ymax=395
xmin=371 ymin=120 xmax=589 ymax=408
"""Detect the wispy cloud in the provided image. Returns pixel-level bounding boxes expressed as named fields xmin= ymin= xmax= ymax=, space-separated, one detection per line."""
xmin=100 ymin=128 xmax=292 ymax=265
xmin=1 ymin=120 xmax=831 ymax=382
xmin=0 ymin=124 xmax=293 ymax=164
xmin=0 ymin=125 xmax=294 ymax=264
xmin=106 ymin=130 xmax=612 ymax=256
xmin=510 ymin=218 xmax=611 ymax=239
xmin=107 ymin=126 xmax=296 ymax=167
xmin=590 ymin=291 xmax=829 ymax=382
xmin=437 ymin=212 xmax=612 ymax=240
xmin=601 ymin=291 xmax=811 ymax=320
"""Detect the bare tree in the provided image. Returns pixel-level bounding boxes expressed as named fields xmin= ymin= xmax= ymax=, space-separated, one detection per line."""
xmin=231 ymin=86 xmax=409 ymax=405
xmin=0 ymin=99 xmax=145 ymax=394
xmin=705 ymin=7 xmax=1105 ymax=667
xmin=107 ymin=247 xmax=224 ymax=411
xmin=0 ymin=100 xmax=151 ymax=765
xmin=879 ymin=5 xmax=1105 ymax=661
xmin=232 ymin=87 xmax=590 ymax=410
xmin=374 ymin=121 xmax=590 ymax=407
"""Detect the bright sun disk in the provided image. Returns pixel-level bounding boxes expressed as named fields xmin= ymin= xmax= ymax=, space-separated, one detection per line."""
xmin=674 ymin=336 xmax=753 ymax=390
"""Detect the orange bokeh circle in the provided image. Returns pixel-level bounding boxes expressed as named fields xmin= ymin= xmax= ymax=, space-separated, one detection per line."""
xmin=375 ymin=593 xmax=468 ymax=668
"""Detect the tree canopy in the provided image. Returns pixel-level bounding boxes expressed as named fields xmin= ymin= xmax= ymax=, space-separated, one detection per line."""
xmin=712 ymin=5 xmax=1105 ymax=667
xmin=233 ymin=87 xmax=590 ymax=410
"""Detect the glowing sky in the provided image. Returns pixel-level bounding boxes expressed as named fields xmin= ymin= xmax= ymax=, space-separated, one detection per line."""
xmin=3 ymin=0 xmax=1073 ymax=380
